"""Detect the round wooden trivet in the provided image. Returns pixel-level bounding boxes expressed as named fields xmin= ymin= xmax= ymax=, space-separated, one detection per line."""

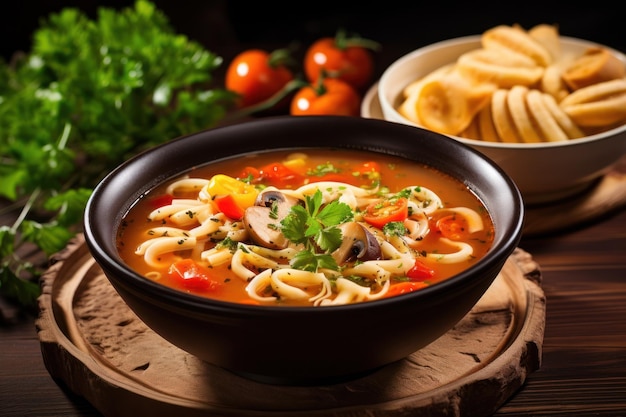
xmin=37 ymin=235 xmax=545 ymax=417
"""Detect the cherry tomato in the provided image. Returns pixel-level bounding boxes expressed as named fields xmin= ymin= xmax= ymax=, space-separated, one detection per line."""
xmin=167 ymin=259 xmax=222 ymax=291
xmin=383 ymin=281 xmax=428 ymax=298
xmin=304 ymin=30 xmax=380 ymax=90
xmin=214 ymin=194 xmax=245 ymax=220
xmin=362 ymin=197 xmax=409 ymax=229
xmin=290 ymin=77 xmax=361 ymax=116
xmin=225 ymin=48 xmax=295 ymax=108
xmin=407 ymin=259 xmax=435 ymax=281
xmin=434 ymin=214 xmax=469 ymax=240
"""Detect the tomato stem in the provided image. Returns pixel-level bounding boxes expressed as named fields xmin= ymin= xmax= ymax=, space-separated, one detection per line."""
xmin=224 ymin=78 xmax=308 ymax=120
xmin=268 ymin=43 xmax=299 ymax=69
xmin=334 ymin=28 xmax=381 ymax=52
xmin=312 ymin=70 xmax=330 ymax=96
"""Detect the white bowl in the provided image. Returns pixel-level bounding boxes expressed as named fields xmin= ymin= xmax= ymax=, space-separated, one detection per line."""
xmin=378 ymin=35 xmax=626 ymax=205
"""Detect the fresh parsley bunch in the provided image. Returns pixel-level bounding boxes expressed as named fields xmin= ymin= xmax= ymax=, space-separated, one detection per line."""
xmin=0 ymin=0 xmax=235 ymax=311
xmin=281 ymin=190 xmax=354 ymax=272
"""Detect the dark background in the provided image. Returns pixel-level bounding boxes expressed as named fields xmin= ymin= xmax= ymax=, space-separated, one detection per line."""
xmin=1 ymin=1 xmax=624 ymax=83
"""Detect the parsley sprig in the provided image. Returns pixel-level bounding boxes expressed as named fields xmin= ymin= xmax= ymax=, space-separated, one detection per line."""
xmin=281 ymin=190 xmax=353 ymax=272
xmin=0 ymin=0 xmax=235 ymax=312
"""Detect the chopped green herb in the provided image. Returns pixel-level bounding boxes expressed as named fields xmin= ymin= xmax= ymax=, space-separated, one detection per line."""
xmin=307 ymin=162 xmax=341 ymax=176
xmin=216 ymin=237 xmax=238 ymax=252
xmin=383 ymin=221 xmax=407 ymax=237
xmin=269 ymin=201 xmax=279 ymax=219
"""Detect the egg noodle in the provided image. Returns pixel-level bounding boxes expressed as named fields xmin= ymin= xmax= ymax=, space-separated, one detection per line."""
xmin=130 ymin=171 xmax=488 ymax=307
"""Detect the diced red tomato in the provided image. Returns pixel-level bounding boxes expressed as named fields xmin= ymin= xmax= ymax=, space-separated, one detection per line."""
xmin=149 ymin=194 xmax=173 ymax=209
xmin=257 ymin=162 xmax=305 ymax=188
xmin=167 ymin=259 xmax=222 ymax=292
xmin=261 ymin=162 xmax=302 ymax=182
xmin=215 ymin=194 xmax=245 ymax=220
xmin=363 ymin=197 xmax=409 ymax=229
xmin=407 ymin=259 xmax=435 ymax=281
xmin=239 ymin=166 xmax=261 ymax=182
xmin=383 ymin=281 xmax=428 ymax=298
xmin=434 ymin=214 xmax=468 ymax=240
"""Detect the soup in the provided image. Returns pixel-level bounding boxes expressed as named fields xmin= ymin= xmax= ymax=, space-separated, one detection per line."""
xmin=116 ymin=148 xmax=494 ymax=306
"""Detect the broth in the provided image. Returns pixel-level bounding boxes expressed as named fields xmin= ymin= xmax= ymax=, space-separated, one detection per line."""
xmin=117 ymin=148 xmax=494 ymax=306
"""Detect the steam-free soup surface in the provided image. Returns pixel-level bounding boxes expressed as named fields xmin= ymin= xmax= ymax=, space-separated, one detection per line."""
xmin=117 ymin=149 xmax=494 ymax=306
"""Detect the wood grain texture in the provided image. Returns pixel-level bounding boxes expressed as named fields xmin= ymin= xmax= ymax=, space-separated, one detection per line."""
xmin=495 ymin=208 xmax=626 ymax=417
xmin=34 ymin=236 xmax=544 ymax=417
xmin=523 ymin=168 xmax=626 ymax=236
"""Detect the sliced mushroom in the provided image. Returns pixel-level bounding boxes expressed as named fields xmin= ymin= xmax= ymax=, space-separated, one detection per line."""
xmin=243 ymin=189 xmax=300 ymax=249
xmin=332 ymin=222 xmax=382 ymax=265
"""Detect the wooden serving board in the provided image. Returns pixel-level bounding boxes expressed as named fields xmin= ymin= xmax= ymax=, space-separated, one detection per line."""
xmin=37 ymin=235 xmax=545 ymax=417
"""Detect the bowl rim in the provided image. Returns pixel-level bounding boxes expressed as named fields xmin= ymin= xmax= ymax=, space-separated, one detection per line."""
xmin=378 ymin=34 xmax=626 ymax=150
xmin=83 ymin=115 xmax=524 ymax=314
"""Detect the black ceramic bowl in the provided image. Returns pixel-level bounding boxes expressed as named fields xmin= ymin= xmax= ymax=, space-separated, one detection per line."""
xmin=83 ymin=116 xmax=524 ymax=385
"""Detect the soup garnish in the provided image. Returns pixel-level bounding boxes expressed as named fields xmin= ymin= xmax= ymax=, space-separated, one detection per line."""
xmin=117 ymin=149 xmax=494 ymax=306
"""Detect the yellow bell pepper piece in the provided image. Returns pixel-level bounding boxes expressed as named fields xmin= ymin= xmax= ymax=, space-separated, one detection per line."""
xmin=206 ymin=174 xmax=259 ymax=209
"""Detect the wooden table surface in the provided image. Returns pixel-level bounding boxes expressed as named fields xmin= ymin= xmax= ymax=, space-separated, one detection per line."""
xmin=2 ymin=3 xmax=626 ymax=416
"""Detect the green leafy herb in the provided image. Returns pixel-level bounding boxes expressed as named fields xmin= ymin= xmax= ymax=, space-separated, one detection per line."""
xmin=281 ymin=189 xmax=353 ymax=272
xmin=383 ymin=221 xmax=407 ymax=237
xmin=0 ymin=0 xmax=235 ymax=311
xmin=396 ymin=188 xmax=414 ymax=199
xmin=216 ymin=237 xmax=238 ymax=252
xmin=290 ymin=251 xmax=338 ymax=273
